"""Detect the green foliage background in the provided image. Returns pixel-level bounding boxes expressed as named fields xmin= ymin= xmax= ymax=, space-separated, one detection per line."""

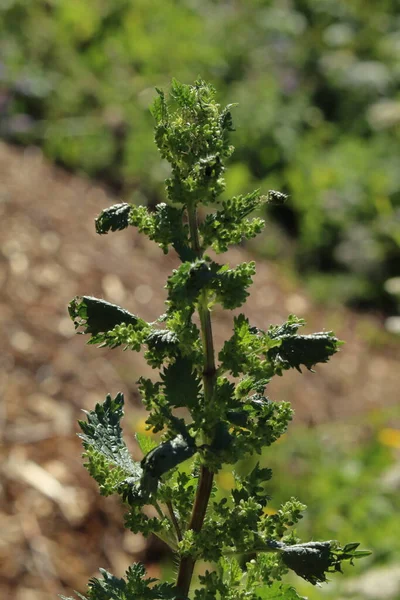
xmin=1 ymin=0 xmax=400 ymax=310
xmin=255 ymin=409 xmax=400 ymax=599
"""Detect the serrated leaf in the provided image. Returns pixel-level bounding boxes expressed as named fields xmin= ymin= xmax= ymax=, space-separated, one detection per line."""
xmin=136 ymin=432 xmax=158 ymax=456
xmin=144 ymin=328 xmax=181 ymax=366
xmin=268 ymin=315 xmax=306 ymax=338
xmin=79 ymin=392 xmax=143 ymax=494
xmin=166 ymin=260 xmax=215 ymax=311
xmin=219 ymin=314 xmax=277 ymax=379
xmin=200 ymin=190 xmax=267 ymax=253
xmin=268 ymin=332 xmax=341 ymax=373
xmin=257 ymin=582 xmax=306 ymax=599
xmin=161 ymin=355 xmax=201 ymax=408
xmin=69 ymin=296 xmax=145 ymax=337
xmin=151 ymin=87 xmax=169 ymax=123
xmin=65 ymin=564 xmax=178 ymax=600
xmin=279 ymin=540 xmax=369 ymax=585
xmin=95 ymin=203 xmax=132 ymax=234
xmin=213 ymin=261 xmax=256 ymax=309
xmin=129 ymin=202 xmax=194 ymax=261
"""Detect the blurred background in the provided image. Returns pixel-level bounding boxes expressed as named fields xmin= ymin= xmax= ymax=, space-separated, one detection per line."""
xmin=0 ymin=1 xmax=399 ymax=598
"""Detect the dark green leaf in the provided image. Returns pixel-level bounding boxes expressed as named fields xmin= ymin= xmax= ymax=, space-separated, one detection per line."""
xmin=95 ymin=203 xmax=131 ymax=234
xmin=130 ymin=202 xmax=194 ymax=260
xmin=268 ymin=332 xmax=341 ymax=373
xmin=266 ymin=190 xmax=288 ymax=205
xmin=166 ymin=260 xmax=215 ymax=312
xmin=279 ymin=540 xmax=369 ymax=585
xmin=142 ymin=434 xmax=196 ymax=480
xmin=69 ymin=296 xmax=144 ymax=336
xmin=161 ymin=355 xmax=201 ymax=408
xmin=144 ymin=328 xmax=180 ymax=367
xmin=280 ymin=541 xmax=334 ymax=584
xmin=213 ymin=261 xmax=256 ymax=309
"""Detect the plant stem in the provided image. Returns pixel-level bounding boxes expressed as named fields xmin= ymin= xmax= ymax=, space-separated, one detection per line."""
xmin=167 ymin=500 xmax=182 ymax=542
xmin=176 ymin=467 xmax=214 ymax=597
xmin=187 ymin=202 xmax=201 ymax=256
xmin=176 ymin=204 xmax=217 ymax=599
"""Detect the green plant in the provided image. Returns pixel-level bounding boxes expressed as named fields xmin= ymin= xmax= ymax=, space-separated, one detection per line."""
xmin=65 ymin=80 xmax=369 ymax=600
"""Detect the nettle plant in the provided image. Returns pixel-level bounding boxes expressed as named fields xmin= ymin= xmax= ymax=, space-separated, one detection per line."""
xmin=65 ymin=80 xmax=369 ymax=600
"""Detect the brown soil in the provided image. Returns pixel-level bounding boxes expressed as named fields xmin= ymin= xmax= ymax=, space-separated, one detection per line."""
xmin=0 ymin=143 xmax=398 ymax=599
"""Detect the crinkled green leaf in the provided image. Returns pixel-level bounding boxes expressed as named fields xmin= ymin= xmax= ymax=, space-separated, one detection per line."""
xmin=220 ymin=314 xmax=340 ymax=379
xmin=78 ymin=392 xmax=143 ymax=495
xmin=95 ymin=200 xmax=194 ymax=260
xmin=266 ymin=190 xmax=289 ymax=206
xmin=68 ymin=296 xmax=147 ymax=349
xmin=266 ymin=315 xmax=341 ymax=373
xmin=95 ymin=202 xmax=131 ymax=234
xmin=232 ymin=463 xmax=272 ymax=507
xmin=218 ymin=314 xmax=279 ymax=379
xmin=279 ymin=540 xmax=370 ymax=585
xmin=144 ymin=328 xmax=180 ymax=367
xmin=167 ymin=259 xmax=256 ymax=313
xmin=63 ymin=564 xmax=178 ymax=600
xmin=142 ymin=434 xmax=197 ymax=480
xmin=200 ymin=190 xmax=267 ymax=253
xmin=213 ymin=261 xmax=256 ymax=309
xmin=268 ymin=332 xmax=341 ymax=373
xmin=161 ymin=355 xmax=202 ymax=409
xmin=166 ymin=259 xmax=215 ymax=312
xmin=120 ymin=433 xmax=197 ymax=506
xmin=130 ymin=202 xmax=195 ymax=261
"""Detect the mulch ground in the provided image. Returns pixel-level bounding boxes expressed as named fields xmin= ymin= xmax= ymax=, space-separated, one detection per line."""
xmin=0 ymin=142 xmax=398 ymax=599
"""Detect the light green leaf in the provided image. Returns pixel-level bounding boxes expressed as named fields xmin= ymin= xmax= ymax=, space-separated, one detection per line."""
xmin=257 ymin=582 xmax=306 ymax=599
xmin=136 ymin=432 xmax=158 ymax=456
